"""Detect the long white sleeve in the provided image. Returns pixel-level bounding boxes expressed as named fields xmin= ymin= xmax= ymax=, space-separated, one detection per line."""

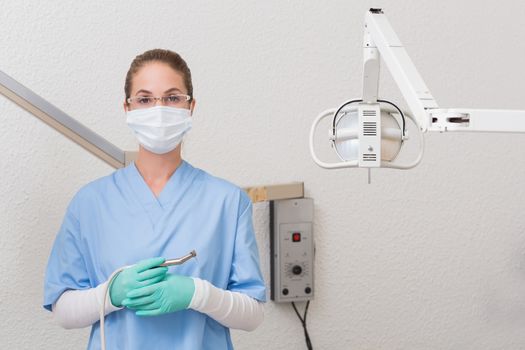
xmin=188 ymin=278 xmax=264 ymax=331
xmin=52 ymin=281 xmax=122 ymax=329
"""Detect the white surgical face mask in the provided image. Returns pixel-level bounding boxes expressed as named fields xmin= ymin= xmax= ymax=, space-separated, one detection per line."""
xmin=126 ymin=106 xmax=193 ymax=154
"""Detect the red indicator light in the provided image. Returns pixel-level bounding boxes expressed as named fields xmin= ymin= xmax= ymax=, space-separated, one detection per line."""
xmin=292 ymin=232 xmax=301 ymax=242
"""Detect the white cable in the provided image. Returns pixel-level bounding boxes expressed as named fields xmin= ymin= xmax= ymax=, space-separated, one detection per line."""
xmin=100 ymin=266 xmax=129 ymax=350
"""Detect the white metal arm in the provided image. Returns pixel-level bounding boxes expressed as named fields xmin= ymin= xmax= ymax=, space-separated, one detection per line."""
xmin=364 ymin=8 xmax=525 ymax=134
xmin=364 ymin=9 xmax=438 ymax=131
xmin=428 ymin=109 xmax=525 ymax=133
xmin=309 ymin=8 xmax=525 ymax=176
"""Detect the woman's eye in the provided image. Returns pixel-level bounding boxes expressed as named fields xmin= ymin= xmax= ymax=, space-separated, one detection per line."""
xmin=167 ymin=95 xmax=181 ymax=103
xmin=137 ymin=97 xmax=152 ymax=104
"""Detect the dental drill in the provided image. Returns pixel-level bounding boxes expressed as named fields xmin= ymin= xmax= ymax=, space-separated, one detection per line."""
xmin=100 ymin=250 xmax=197 ymax=350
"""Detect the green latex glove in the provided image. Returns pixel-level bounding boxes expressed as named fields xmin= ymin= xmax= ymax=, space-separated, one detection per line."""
xmin=109 ymin=257 xmax=168 ymax=307
xmin=121 ymin=273 xmax=195 ymax=316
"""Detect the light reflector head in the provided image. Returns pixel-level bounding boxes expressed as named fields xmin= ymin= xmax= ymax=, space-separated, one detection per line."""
xmin=333 ymin=109 xmax=403 ymax=162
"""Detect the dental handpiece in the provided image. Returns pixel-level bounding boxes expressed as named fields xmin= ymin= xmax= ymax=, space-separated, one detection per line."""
xmin=159 ymin=250 xmax=197 ymax=266
xmin=100 ymin=249 xmax=197 ymax=350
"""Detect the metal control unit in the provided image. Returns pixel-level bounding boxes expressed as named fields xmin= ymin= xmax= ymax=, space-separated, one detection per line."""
xmin=270 ymin=198 xmax=314 ymax=302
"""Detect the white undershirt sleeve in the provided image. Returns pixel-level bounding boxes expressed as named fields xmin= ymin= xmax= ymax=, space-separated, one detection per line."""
xmin=52 ymin=281 xmax=122 ymax=329
xmin=53 ymin=278 xmax=264 ymax=331
xmin=188 ymin=278 xmax=264 ymax=331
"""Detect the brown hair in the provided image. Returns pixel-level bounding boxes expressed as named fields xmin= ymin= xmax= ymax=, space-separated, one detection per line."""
xmin=124 ymin=49 xmax=193 ymax=103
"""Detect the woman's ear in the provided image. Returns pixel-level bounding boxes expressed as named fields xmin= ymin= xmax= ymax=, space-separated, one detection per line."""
xmin=123 ymin=101 xmax=129 ymax=113
xmin=190 ymin=99 xmax=196 ymax=115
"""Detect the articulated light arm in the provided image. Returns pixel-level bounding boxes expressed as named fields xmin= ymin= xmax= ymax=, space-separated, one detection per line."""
xmin=364 ymin=8 xmax=525 ymax=134
xmin=310 ymin=8 xmax=525 ymax=178
xmin=428 ymin=108 xmax=525 ymax=133
xmin=364 ymin=9 xmax=438 ymax=131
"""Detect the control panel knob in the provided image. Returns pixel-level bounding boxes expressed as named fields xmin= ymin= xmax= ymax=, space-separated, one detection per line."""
xmin=292 ymin=265 xmax=302 ymax=275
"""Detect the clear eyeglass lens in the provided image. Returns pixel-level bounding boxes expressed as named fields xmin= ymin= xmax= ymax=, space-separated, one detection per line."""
xmin=166 ymin=95 xmax=184 ymax=104
xmin=137 ymin=97 xmax=154 ymax=106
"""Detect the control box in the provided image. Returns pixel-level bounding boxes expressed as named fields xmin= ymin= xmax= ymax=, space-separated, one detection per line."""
xmin=270 ymin=198 xmax=314 ymax=302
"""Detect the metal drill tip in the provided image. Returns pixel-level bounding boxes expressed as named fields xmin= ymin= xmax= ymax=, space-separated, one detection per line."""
xmin=160 ymin=250 xmax=197 ymax=267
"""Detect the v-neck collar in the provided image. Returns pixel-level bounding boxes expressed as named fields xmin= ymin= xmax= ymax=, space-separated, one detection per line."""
xmin=122 ymin=160 xmax=195 ymax=224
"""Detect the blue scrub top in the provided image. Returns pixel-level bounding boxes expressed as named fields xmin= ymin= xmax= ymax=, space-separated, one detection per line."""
xmin=43 ymin=160 xmax=266 ymax=350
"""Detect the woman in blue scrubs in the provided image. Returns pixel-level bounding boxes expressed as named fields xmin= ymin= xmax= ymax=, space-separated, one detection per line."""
xmin=43 ymin=49 xmax=266 ymax=349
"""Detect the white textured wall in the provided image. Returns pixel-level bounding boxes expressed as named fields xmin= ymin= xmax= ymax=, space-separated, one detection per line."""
xmin=2 ymin=1 xmax=525 ymax=349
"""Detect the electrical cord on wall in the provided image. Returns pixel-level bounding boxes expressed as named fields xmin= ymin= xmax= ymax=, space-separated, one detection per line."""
xmin=292 ymin=301 xmax=313 ymax=350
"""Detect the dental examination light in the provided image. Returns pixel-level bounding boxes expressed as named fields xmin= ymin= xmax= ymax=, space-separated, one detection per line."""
xmin=309 ymin=8 xmax=525 ymax=183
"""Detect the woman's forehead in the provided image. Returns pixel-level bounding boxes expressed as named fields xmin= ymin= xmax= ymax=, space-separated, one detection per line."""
xmin=131 ymin=62 xmax=186 ymax=94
